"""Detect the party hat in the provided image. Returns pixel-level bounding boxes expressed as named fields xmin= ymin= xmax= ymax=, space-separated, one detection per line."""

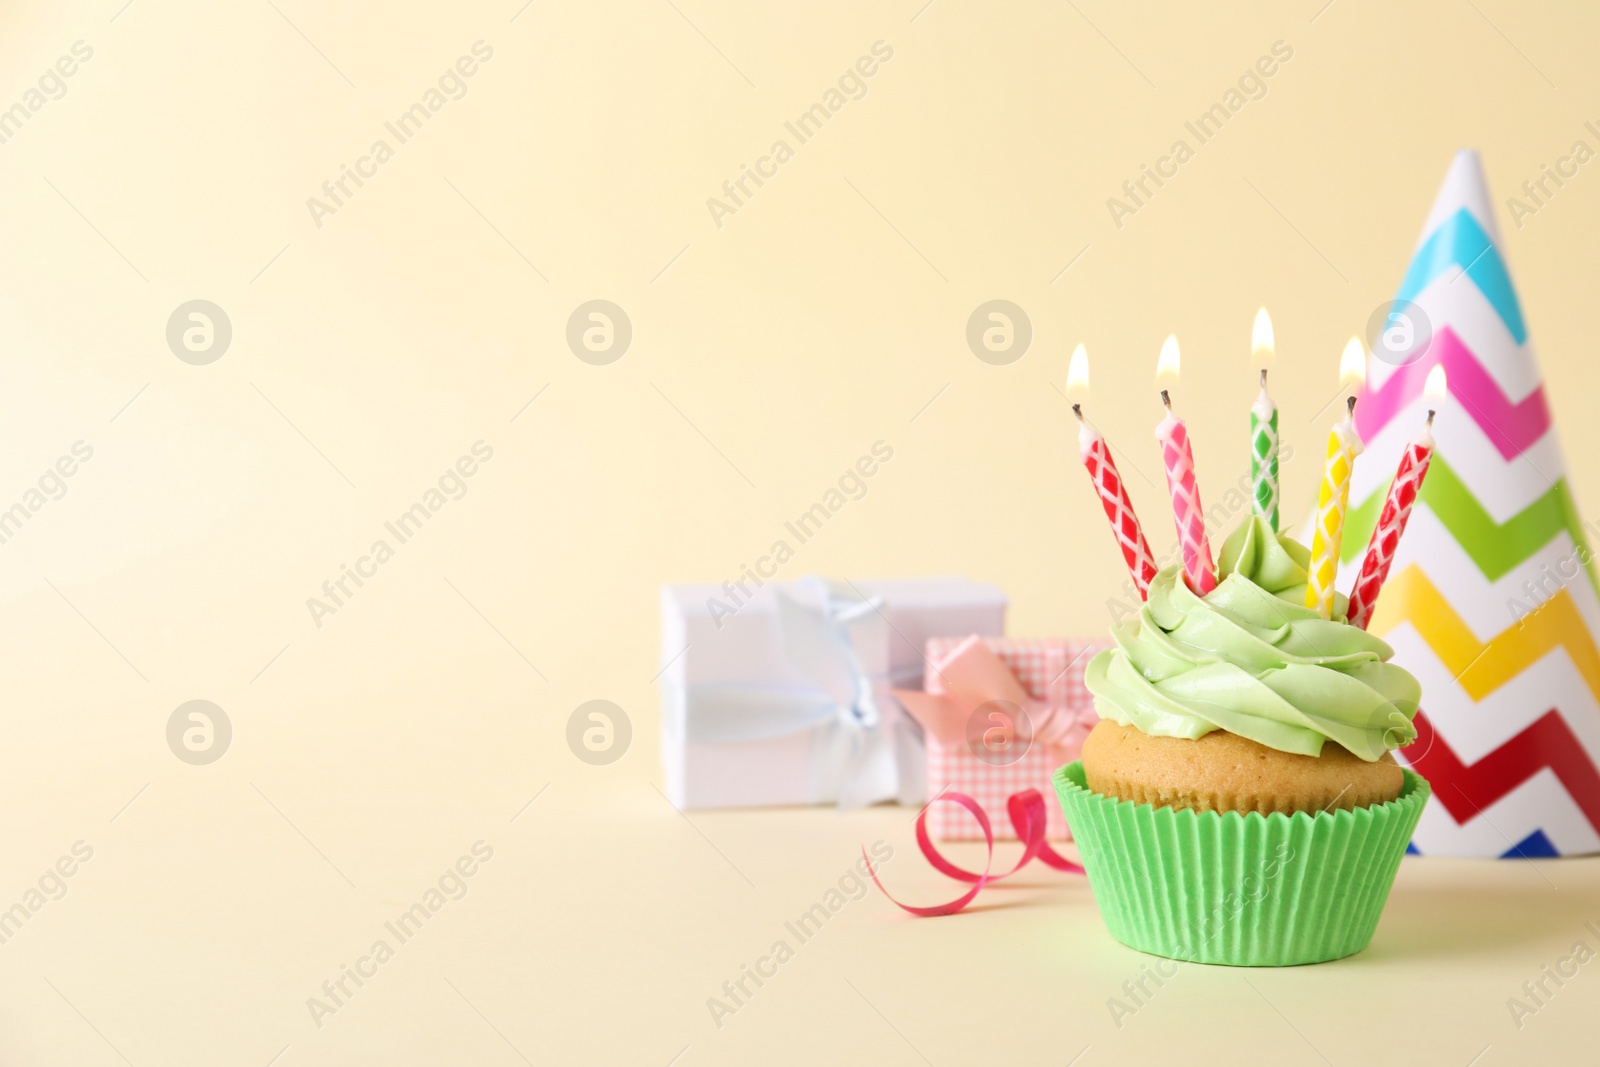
xmin=1341 ymin=149 xmax=1600 ymax=857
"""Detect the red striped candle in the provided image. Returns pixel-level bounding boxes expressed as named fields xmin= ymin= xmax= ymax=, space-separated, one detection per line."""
xmin=1074 ymin=406 xmax=1159 ymax=598
xmin=1347 ymin=400 xmax=1439 ymax=630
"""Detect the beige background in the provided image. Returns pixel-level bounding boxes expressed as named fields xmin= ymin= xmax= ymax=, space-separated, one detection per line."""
xmin=0 ymin=0 xmax=1597 ymax=1063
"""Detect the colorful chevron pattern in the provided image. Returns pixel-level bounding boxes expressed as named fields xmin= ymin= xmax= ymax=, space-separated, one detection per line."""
xmin=1369 ymin=569 xmax=1600 ymax=709
xmin=1344 ymin=456 xmax=1596 ymax=596
xmin=1406 ymin=710 xmax=1600 ymax=839
xmin=1396 ymin=208 xmax=1526 ymax=344
xmin=1354 ymin=327 xmax=1550 ymax=458
xmin=1341 ymin=150 xmax=1600 ymax=856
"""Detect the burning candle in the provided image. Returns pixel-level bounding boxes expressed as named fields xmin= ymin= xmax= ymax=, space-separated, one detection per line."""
xmin=1346 ymin=364 xmax=1446 ymax=630
xmin=1305 ymin=337 xmax=1368 ymax=619
xmin=1250 ymin=308 xmax=1279 ymax=532
xmin=1068 ymin=345 xmax=1159 ymax=598
xmin=1154 ymin=335 xmax=1217 ymax=595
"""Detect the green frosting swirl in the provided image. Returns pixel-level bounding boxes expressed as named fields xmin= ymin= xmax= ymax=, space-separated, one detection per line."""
xmin=1084 ymin=515 xmax=1419 ymax=761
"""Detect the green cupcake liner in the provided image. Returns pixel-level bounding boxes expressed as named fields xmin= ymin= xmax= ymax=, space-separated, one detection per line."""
xmin=1054 ymin=761 xmax=1429 ymax=966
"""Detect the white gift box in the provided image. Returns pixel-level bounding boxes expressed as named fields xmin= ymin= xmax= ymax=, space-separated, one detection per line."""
xmin=659 ymin=576 xmax=1007 ymax=809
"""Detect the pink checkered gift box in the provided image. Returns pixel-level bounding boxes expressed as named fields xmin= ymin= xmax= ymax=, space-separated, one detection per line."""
xmin=898 ymin=635 xmax=1108 ymax=840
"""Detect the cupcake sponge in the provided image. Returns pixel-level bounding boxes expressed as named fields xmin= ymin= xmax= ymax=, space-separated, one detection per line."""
xmin=1082 ymin=719 xmax=1404 ymax=815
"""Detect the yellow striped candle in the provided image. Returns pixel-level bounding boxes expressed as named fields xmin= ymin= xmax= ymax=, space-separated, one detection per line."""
xmin=1305 ymin=337 xmax=1368 ymax=619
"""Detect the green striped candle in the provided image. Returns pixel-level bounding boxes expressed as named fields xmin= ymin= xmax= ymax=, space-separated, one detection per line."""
xmin=1251 ymin=379 xmax=1279 ymax=530
xmin=1251 ymin=310 xmax=1279 ymax=531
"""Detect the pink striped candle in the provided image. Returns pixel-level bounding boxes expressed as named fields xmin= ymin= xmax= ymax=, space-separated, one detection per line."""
xmin=1157 ymin=405 xmax=1216 ymax=595
xmin=1154 ymin=337 xmax=1215 ymax=595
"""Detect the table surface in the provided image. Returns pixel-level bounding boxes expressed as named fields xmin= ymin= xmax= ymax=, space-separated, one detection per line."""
xmin=6 ymin=760 xmax=1597 ymax=1066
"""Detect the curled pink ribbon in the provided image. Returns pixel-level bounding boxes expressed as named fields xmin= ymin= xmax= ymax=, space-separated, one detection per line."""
xmin=865 ymin=788 xmax=1084 ymax=917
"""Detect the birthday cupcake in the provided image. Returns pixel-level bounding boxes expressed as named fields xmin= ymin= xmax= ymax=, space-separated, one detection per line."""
xmin=1055 ymin=516 xmax=1430 ymax=966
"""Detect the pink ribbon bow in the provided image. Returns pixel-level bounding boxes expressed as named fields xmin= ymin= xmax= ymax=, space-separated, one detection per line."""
xmin=870 ymin=635 xmax=1095 ymax=915
xmin=891 ymin=634 xmax=1094 ymax=765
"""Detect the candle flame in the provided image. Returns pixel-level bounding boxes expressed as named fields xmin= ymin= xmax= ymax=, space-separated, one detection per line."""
xmin=1156 ymin=334 xmax=1181 ymax=391
xmin=1066 ymin=344 xmax=1090 ymax=401
xmin=1339 ymin=336 xmax=1367 ymax=391
xmin=1252 ymin=308 xmax=1274 ymax=369
xmin=1423 ymin=363 xmax=1447 ymax=403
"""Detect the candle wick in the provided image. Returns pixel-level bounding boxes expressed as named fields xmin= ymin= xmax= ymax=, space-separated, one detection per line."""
xmin=1071 ymin=402 xmax=1084 ymax=422
xmin=1160 ymin=389 xmax=1172 ymax=412
xmin=1259 ymin=368 xmax=1268 ymax=390
xmin=1346 ymin=395 xmax=1358 ymax=418
xmin=1426 ymin=409 xmax=1436 ymax=427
